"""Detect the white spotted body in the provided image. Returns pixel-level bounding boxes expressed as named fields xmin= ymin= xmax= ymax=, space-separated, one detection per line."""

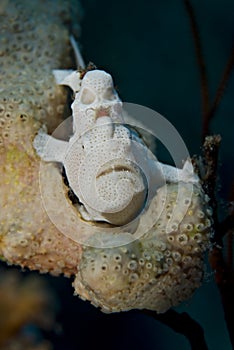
xmin=34 ymin=38 xmax=198 ymax=226
xmin=33 ymin=37 xmax=212 ymax=315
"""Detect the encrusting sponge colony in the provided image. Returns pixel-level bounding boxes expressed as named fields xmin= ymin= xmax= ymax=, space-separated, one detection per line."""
xmin=74 ymin=182 xmax=212 ymax=313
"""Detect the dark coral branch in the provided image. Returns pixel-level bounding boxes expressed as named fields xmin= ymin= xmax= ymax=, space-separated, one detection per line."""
xmin=209 ymin=247 xmax=234 ymax=348
xmin=199 ymin=135 xmax=234 ymax=245
xmin=194 ymin=135 xmax=221 ymax=242
xmin=184 ymin=2 xmax=234 ymax=347
xmin=183 ymin=0 xmax=210 ymax=137
xmin=184 ymin=2 xmax=234 ymax=141
xmin=206 ymin=45 xmax=234 ymax=129
xmin=200 ymin=135 xmax=221 ymax=189
xmin=197 ymin=136 xmax=234 ymax=346
xmin=143 ymin=309 xmax=208 ymax=350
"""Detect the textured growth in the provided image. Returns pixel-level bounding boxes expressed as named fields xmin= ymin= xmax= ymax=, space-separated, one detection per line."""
xmin=74 ymin=182 xmax=212 ymax=313
xmin=0 ymin=0 xmax=82 ymax=275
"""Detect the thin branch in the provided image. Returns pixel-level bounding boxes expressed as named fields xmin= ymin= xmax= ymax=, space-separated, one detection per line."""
xmin=206 ymin=45 xmax=234 ymax=126
xmin=143 ymin=309 xmax=208 ymax=350
xmin=209 ymin=247 xmax=234 ymax=348
xmin=195 ymin=135 xmax=221 ymax=243
xmin=197 ymin=136 xmax=234 ymax=346
xmin=184 ymin=0 xmax=210 ymax=137
xmin=200 ymin=135 xmax=221 ymax=191
xmin=184 ymin=3 xmax=234 ymax=347
xmin=184 ymin=2 xmax=234 ymax=141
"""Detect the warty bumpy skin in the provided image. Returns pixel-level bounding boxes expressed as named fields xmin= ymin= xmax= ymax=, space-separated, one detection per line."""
xmin=34 ymin=69 xmax=151 ymax=225
xmin=34 ymin=68 xmax=200 ymax=225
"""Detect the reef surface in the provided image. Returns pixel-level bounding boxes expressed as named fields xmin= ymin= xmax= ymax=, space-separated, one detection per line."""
xmin=0 ymin=0 xmax=82 ymax=276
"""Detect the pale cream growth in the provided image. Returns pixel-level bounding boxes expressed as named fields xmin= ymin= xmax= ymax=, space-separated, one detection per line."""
xmin=0 ymin=0 xmax=82 ymax=275
xmin=74 ymin=182 xmax=212 ymax=313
